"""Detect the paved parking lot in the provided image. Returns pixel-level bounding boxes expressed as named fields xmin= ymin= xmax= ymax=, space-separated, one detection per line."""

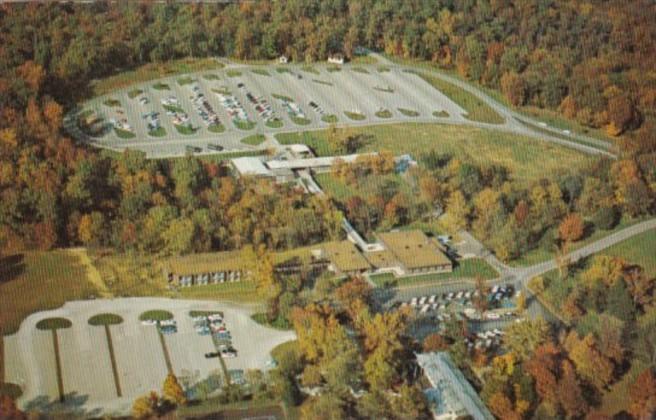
xmin=71 ymin=64 xmax=468 ymax=158
xmin=4 ymin=298 xmax=296 ymax=417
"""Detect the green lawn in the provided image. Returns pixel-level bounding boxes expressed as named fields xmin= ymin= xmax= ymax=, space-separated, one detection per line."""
xmin=377 ymin=66 xmax=391 ymax=73
xmin=272 ymin=93 xmax=293 ymax=102
xmin=148 ymin=126 xmax=167 ymax=137
xmin=176 ymin=281 xmax=262 ymax=304
xmin=208 ymin=123 xmax=226 ymax=133
xmin=321 ymin=114 xmax=338 ymax=123
xmin=127 ymin=89 xmax=143 ymax=99
xmin=313 ymin=79 xmax=333 ymax=86
xmin=398 ymin=108 xmax=419 ymax=117
xmin=91 ymin=57 xmax=223 ymax=96
xmin=276 ymin=67 xmax=292 ymax=74
xmin=251 ymin=313 xmax=292 ymax=330
xmin=251 ymin=68 xmax=270 ymax=76
xmin=35 ymin=318 xmax=73 ymax=330
xmin=226 ymin=70 xmax=242 ymax=77
xmin=519 ymin=119 xmax=614 ymax=151
xmin=344 ymin=111 xmax=366 ymax=120
xmin=203 ymin=73 xmax=220 ymax=81
xmin=189 ymin=310 xmax=223 ymax=318
xmin=139 ymin=310 xmax=174 ymax=321
xmin=234 ymin=119 xmax=256 ymax=130
xmin=351 ymin=66 xmax=370 ymax=74
xmin=327 ymin=65 xmax=342 ymax=72
xmin=375 ymin=109 xmax=393 ymax=118
xmin=175 ymin=124 xmax=198 ymax=135
xmin=291 ymin=116 xmax=311 ymax=126
xmin=301 ymin=65 xmax=320 ymax=75
xmin=103 ymin=98 xmax=121 ymax=107
xmin=265 ymin=119 xmax=284 ymax=128
xmin=163 ymin=103 xmax=185 ymax=113
xmin=212 ymin=87 xmax=231 ymax=95
xmin=177 ymin=76 xmax=196 ymax=85
xmin=0 ymin=251 xmax=98 ymax=336
xmin=314 ymin=172 xmax=415 ymax=202
xmin=88 ymin=313 xmax=124 ymax=326
xmin=153 ymin=82 xmax=170 ymax=91
xmin=414 ymin=72 xmax=504 ymax=124
xmin=276 ymin=123 xmax=594 ymax=183
xmin=510 ymin=216 xmax=649 ymax=267
xmin=433 ymin=110 xmax=449 ymax=118
xmin=370 ymin=258 xmax=499 ymax=287
xmin=114 ymin=128 xmax=135 ymax=139
xmin=601 ymin=227 xmax=656 ymax=277
xmin=241 ymin=134 xmax=266 ymax=146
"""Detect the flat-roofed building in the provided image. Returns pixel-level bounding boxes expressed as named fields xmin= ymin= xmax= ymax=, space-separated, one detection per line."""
xmin=417 ymin=352 xmax=494 ymax=420
xmin=318 ymin=240 xmax=371 ymax=276
xmin=376 ymin=230 xmax=452 ymax=275
xmin=164 ymin=250 xmax=256 ymax=287
xmin=231 ymin=156 xmax=272 ymax=177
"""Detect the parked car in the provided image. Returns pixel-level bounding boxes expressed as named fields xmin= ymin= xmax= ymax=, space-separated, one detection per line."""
xmin=205 ymin=352 xmax=220 ymax=358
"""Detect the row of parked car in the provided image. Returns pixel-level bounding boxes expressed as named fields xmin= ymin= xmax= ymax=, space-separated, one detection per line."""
xmin=189 ymin=85 xmax=220 ymax=126
xmin=238 ymin=82 xmax=279 ymax=124
xmin=192 ymin=313 xmax=238 ymax=359
xmin=216 ymin=91 xmax=249 ymax=123
xmin=141 ymin=318 xmax=178 ymax=335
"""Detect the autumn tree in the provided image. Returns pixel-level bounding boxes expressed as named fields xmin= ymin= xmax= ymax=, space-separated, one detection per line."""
xmin=558 ymin=213 xmax=585 ymax=243
xmin=162 ymin=373 xmax=187 ymax=406
xmin=628 ymin=368 xmax=656 ymax=419
xmin=131 ymin=391 xmax=159 ymax=419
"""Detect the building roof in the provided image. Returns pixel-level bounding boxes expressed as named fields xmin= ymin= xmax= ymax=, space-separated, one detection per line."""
xmin=377 ymin=230 xmax=451 ymax=270
xmin=363 ymin=249 xmax=399 ymax=269
xmin=165 ymin=249 xmax=256 ymax=276
xmin=265 ymin=153 xmax=376 ymax=171
xmin=231 ymin=157 xmax=271 ymax=177
xmin=417 ymin=352 xmax=494 ymax=420
xmin=320 ymin=241 xmax=371 ymax=273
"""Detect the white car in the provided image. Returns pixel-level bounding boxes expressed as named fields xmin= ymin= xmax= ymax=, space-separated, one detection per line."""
xmin=418 ymin=296 xmax=427 ymax=305
xmin=141 ymin=319 xmax=157 ymax=326
xmin=428 ymin=295 xmax=436 ymax=304
xmin=485 ymin=312 xmax=501 ymax=320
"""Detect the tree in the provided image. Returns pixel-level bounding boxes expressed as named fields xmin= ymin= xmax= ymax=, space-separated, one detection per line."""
xmin=162 ymin=373 xmax=187 ymax=406
xmin=565 ymin=332 xmax=615 ymax=391
xmin=131 ymin=392 xmax=159 ymax=419
xmin=0 ymin=395 xmax=25 ymax=420
xmin=558 ymin=213 xmax=585 ymax=243
xmin=473 ymin=276 xmax=488 ymax=314
xmin=557 ymin=360 xmax=588 ymax=418
xmin=500 ymin=71 xmax=526 ymax=106
xmin=443 ymin=190 xmax=470 ymax=231
xmin=389 ymin=383 xmax=430 ymax=420
xmin=503 ymin=318 xmax=550 ymax=361
xmin=628 ymin=368 xmax=656 ymax=419
xmin=606 ymin=277 xmax=636 ymax=322
xmin=301 ymin=394 xmax=346 ymax=420
xmin=422 ymin=333 xmax=449 ymax=352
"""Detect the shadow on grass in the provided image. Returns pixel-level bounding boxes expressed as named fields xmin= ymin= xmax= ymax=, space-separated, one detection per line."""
xmin=0 ymin=254 xmax=25 ymax=285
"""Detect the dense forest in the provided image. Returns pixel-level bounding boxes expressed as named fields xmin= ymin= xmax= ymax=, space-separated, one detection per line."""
xmin=0 ymin=0 xmax=654 ymax=254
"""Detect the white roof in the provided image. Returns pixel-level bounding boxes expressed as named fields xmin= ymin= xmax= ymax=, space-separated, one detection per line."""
xmin=287 ymin=144 xmax=312 ymax=154
xmin=231 ymin=157 xmax=271 ymax=176
xmin=265 ymin=153 xmax=377 ymax=170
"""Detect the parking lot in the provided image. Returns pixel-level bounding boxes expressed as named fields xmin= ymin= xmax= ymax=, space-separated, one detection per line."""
xmin=4 ymin=298 xmax=296 ymax=417
xmin=72 ymin=64 xmax=468 ymax=158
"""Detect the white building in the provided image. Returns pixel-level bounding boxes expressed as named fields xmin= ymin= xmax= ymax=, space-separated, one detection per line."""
xmin=327 ymin=54 xmax=345 ymax=64
xmin=416 ymin=352 xmax=494 ymax=420
xmin=279 ymin=55 xmax=289 ymax=64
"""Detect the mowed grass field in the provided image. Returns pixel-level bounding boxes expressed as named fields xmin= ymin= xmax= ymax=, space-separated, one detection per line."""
xmin=92 ymin=57 xmax=224 ymax=96
xmin=601 ymin=228 xmax=656 ymax=277
xmin=0 ymin=251 xmax=98 ymax=336
xmin=314 ymin=172 xmax=414 ymax=201
xmin=277 ymin=123 xmax=594 ymax=183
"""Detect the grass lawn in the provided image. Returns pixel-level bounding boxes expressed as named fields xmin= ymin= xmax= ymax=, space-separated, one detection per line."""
xmin=398 ymin=108 xmax=420 ymax=117
xmin=139 ymin=310 xmax=174 ymax=321
xmin=277 ymin=123 xmax=595 ymax=183
xmin=0 ymin=251 xmax=98 ymax=336
xmin=91 ymin=57 xmax=223 ymax=96
xmin=510 ymin=216 xmax=649 ymax=267
xmin=600 ymin=227 xmax=656 ymax=277
xmin=88 ymin=313 xmax=124 ymax=326
xmin=291 ymin=116 xmax=311 ymax=126
xmin=370 ymin=258 xmax=498 ymax=287
xmin=276 ymin=67 xmax=292 ymax=74
xmin=241 ymin=134 xmax=266 ymax=146
xmin=344 ymin=111 xmax=366 ymax=120
xmin=169 ymin=150 xmax=267 ymax=164
xmin=103 ymin=98 xmax=121 ymax=107
xmin=301 ymin=65 xmax=320 ymax=75
xmin=266 ymin=119 xmax=284 ymax=128
xmin=208 ymin=123 xmax=226 ymax=133
xmin=321 ymin=114 xmax=338 ymax=123
xmin=314 ymin=172 xmax=415 ymax=202
xmin=152 ymin=82 xmax=170 ymax=91
xmin=189 ymin=310 xmax=223 ymax=318
xmin=176 ymin=281 xmax=261 ymax=304
xmin=327 ymin=65 xmax=342 ymax=72
xmin=163 ymin=103 xmax=185 ymax=113
xmin=414 ymin=72 xmax=504 ymax=124
xmin=90 ymin=251 xmax=169 ymax=297
xmin=175 ymin=124 xmax=198 ymax=135
xmin=35 ymin=318 xmax=73 ymax=330
xmin=519 ymin=119 xmax=614 ymax=151
xmin=313 ymin=79 xmax=333 ymax=86
xmin=433 ymin=110 xmax=449 ymax=118
xmin=127 ymin=88 xmax=143 ymax=99
xmin=234 ymin=119 xmax=256 ymax=130
xmin=226 ymin=69 xmax=242 ymax=77
xmin=251 ymin=313 xmax=292 ymax=330
xmin=351 ymin=66 xmax=370 ymax=74
xmin=272 ymin=93 xmax=293 ymax=102
xmin=114 ymin=128 xmax=135 ymax=139
xmin=252 ymin=68 xmax=270 ymax=76
xmin=203 ymin=73 xmax=220 ymax=81
xmin=377 ymin=66 xmax=391 ymax=72
xmin=148 ymin=126 xmax=167 ymax=137
xmin=177 ymin=76 xmax=196 ymax=85
xmin=211 ymin=87 xmax=231 ymax=95
xmin=351 ymin=55 xmax=378 ymax=65
xmin=376 ymin=109 xmax=393 ymax=118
